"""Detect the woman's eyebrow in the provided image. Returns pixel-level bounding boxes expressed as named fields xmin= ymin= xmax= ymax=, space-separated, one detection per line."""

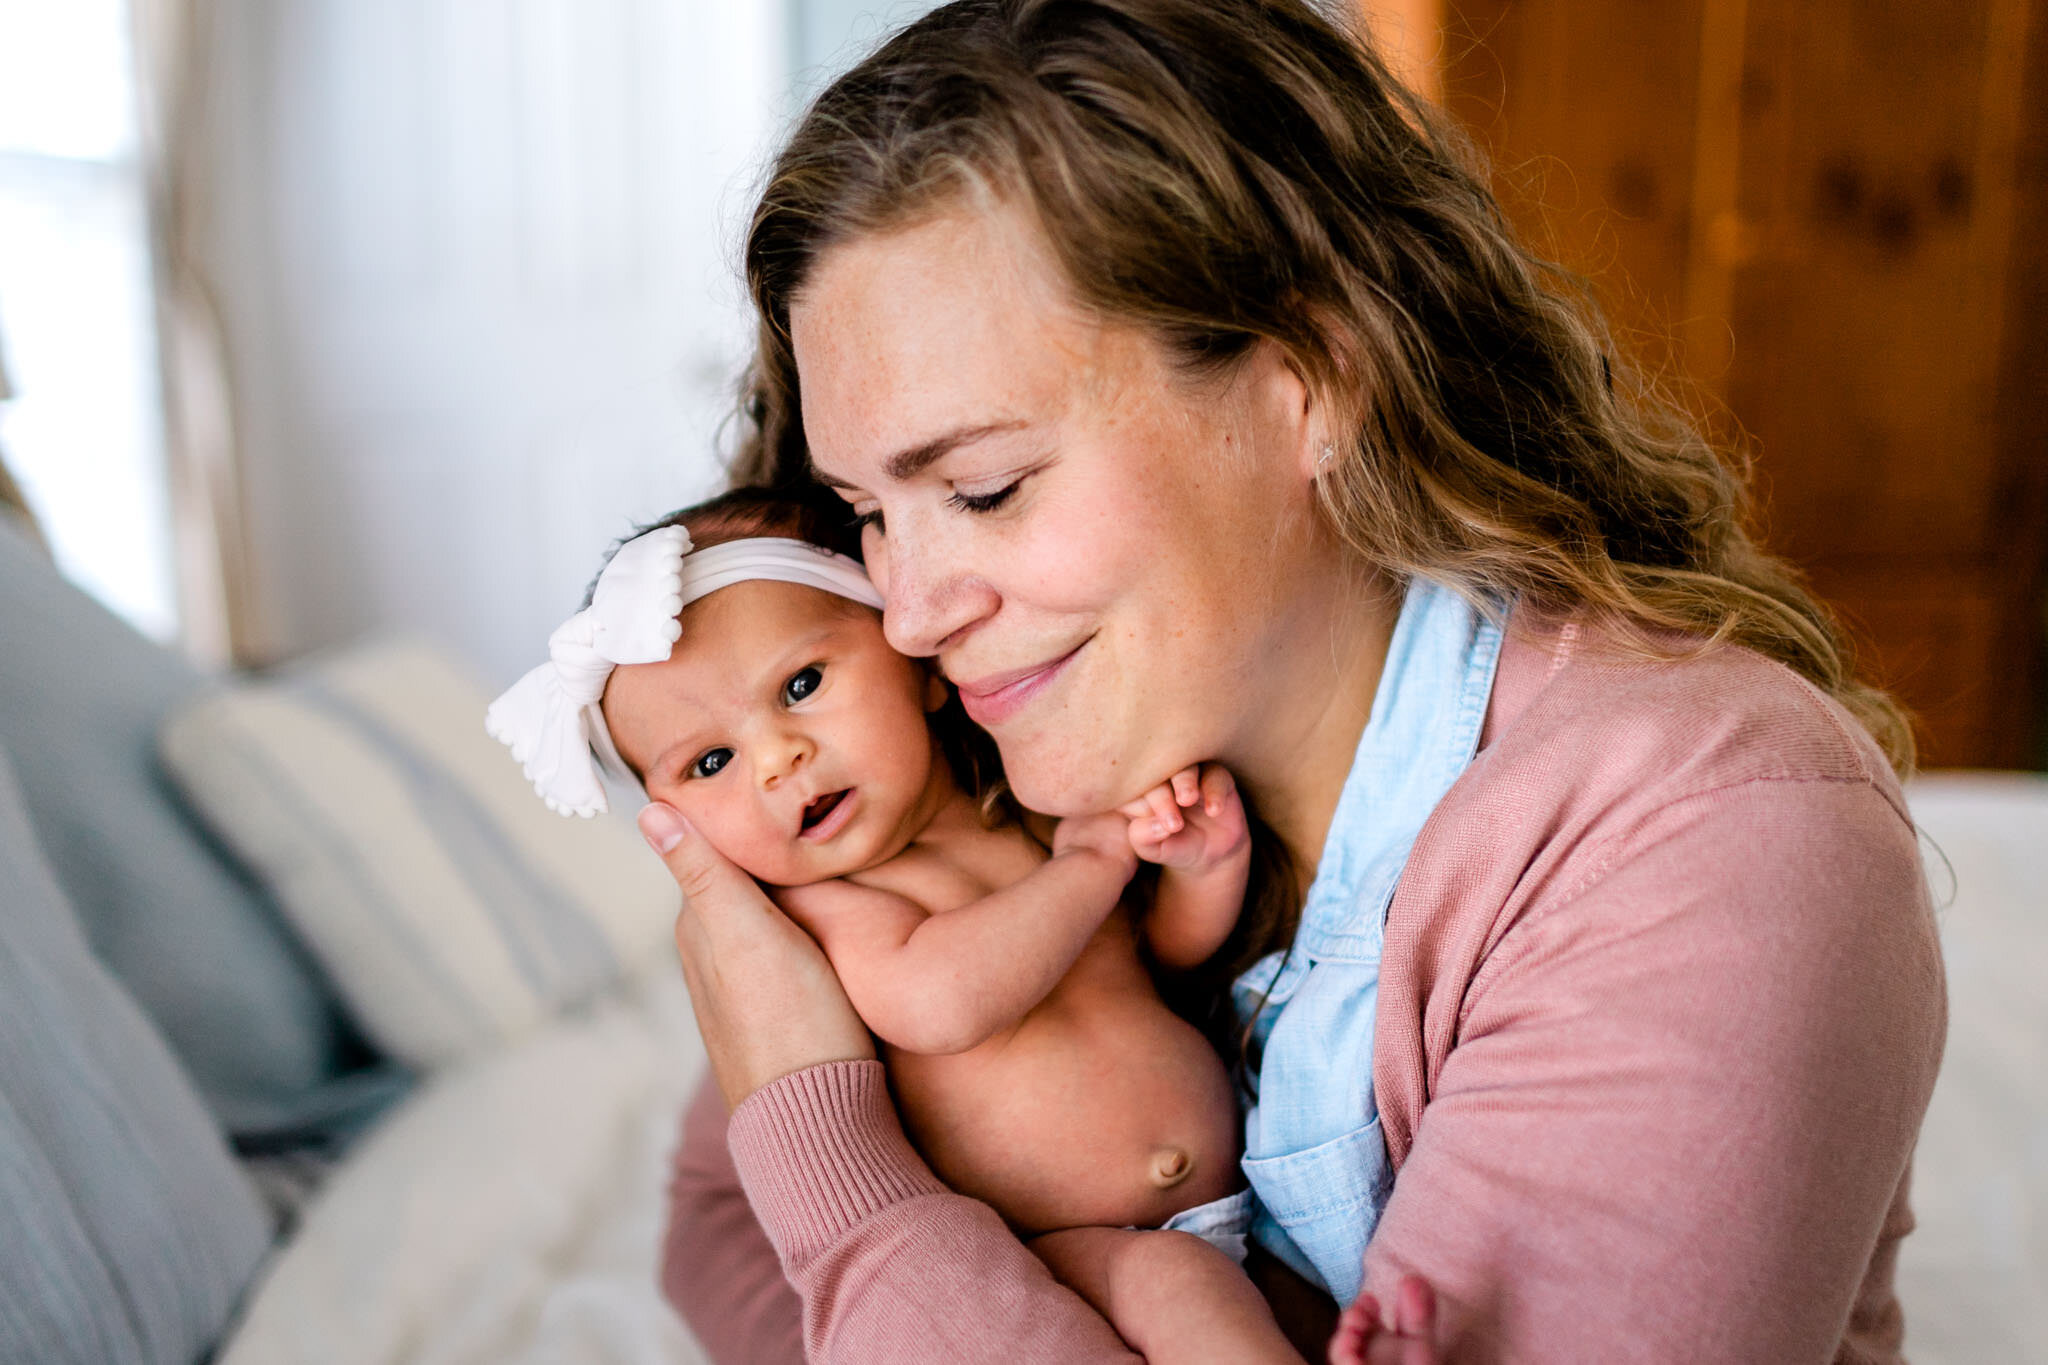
xmin=810 ymin=420 xmax=1026 ymax=487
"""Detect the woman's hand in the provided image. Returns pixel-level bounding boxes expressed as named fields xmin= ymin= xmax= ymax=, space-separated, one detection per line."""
xmin=639 ymin=802 xmax=875 ymax=1109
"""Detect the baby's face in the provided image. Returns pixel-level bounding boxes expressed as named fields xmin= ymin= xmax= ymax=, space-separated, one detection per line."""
xmin=603 ymin=578 xmax=950 ymax=886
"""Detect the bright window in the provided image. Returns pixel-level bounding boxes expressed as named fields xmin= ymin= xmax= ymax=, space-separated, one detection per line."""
xmin=0 ymin=0 xmax=176 ymax=640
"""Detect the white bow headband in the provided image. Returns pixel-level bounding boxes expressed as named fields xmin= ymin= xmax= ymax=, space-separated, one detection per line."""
xmin=486 ymin=527 xmax=884 ymax=817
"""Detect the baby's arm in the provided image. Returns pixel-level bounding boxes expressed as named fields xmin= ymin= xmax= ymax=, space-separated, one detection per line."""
xmin=1121 ymin=765 xmax=1253 ymax=971
xmin=772 ymin=815 xmax=1136 ymax=1056
xmin=1032 ymin=1227 xmax=1305 ymax=1363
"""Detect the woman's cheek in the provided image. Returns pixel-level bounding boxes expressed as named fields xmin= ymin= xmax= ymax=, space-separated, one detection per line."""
xmin=1017 ymin=485 xmax=1146 ymax=612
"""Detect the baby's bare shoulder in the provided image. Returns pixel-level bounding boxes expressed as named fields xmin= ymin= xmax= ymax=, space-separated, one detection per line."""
xmin=771 ymin=873 xmax=931 ymax=929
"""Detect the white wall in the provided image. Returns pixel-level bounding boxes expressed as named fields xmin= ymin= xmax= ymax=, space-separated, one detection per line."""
xmin=789 ymin=0 xmax=939 ymax=100
xmin=197 ymin=0 xmax=969 ymax=688
xmin=199 ymin=0 xmax=789 ymax=686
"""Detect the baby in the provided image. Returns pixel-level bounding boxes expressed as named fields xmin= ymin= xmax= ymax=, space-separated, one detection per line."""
xmin=489 ymin=490 xmax=1299 ymax=1359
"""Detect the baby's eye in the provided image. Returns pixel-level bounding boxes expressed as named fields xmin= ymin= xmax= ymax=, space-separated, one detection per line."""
xmin=688 ymin=747 xmax=733 ymax=779
xmin=781 ymin=666 xmax=823 ymax=705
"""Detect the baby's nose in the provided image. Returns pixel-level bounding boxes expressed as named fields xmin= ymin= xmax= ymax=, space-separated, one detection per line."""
xmin=758 ymin=736 xmax=812 ymax=788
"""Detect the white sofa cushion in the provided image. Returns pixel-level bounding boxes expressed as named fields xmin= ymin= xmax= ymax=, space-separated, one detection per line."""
xmin=160 ymin=639 xmax=678 ymax=1070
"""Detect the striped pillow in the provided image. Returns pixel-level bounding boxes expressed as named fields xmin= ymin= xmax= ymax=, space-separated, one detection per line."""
xmin=160 ymin=640 xmax=678 ymax=1070
xmin=0 ymin=742 xmax=271 ymax=1365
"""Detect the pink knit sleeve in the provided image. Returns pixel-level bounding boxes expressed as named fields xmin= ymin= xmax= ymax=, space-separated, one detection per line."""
xmin=727 ymin=1060 xmax=1142 ymax=1364
xmin=1362 ymin=778 xmax=1946 ymax=1362
xmin=662 ymin=1073 xmax=805 ymax=1364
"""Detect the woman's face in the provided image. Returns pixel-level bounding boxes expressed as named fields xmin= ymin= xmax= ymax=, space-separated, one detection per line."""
xmin=791 ymin=201 xmax=1334 ymax=816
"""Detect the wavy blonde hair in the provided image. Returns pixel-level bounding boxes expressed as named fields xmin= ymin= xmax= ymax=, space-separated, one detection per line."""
xmin=728 ymin=0 xmax=1913 ymax=785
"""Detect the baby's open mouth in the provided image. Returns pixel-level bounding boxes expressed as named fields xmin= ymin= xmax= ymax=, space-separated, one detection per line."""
xmin=800 ymin=789 xmax=850 ymax=834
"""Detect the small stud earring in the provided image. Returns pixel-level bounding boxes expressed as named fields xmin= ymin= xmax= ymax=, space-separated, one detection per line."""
xmin=1316 ymin=442 xmax=1335 ymax=469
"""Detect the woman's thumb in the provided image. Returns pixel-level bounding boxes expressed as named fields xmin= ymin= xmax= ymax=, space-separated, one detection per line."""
xmin=638 ymin=801 xmax=690 ymax=854
xmin=638 ymin=802 xmax=730 ymax=903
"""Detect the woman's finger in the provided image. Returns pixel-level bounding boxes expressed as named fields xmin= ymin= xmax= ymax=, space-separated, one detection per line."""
xmin=640 ymin=802 xmax=874 ymax=1108
xmin=640 ymin=802 xmax=757 ymax=910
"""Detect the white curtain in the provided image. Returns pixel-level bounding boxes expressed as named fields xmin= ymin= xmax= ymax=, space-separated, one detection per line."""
xmin=0 ymin=329 xmax=47 ymax=548
xmin=132 ymin=0 xmax=256 ymax=668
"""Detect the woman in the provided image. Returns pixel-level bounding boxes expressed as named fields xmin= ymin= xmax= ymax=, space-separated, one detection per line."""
xmin=646 ymin=1 xmax=1946 ymax=1359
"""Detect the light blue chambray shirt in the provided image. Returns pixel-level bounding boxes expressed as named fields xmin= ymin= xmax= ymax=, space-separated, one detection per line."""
xmin=1231 ymin=577 xmax=1504 ymax=1304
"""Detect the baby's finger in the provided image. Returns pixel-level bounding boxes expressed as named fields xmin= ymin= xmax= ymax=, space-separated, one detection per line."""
xmin=1154 ymin=823 xmax=1214 ymax=869
xmin=1145 ymin=783 xmax=1183 ymax=834
xmin=1171 ymin=766 xmax=1202 ymax=807
xmin=1200 ymin=764 xmax=1237 ymax=817
xmin=1125 ymin=813 xmax=1163 ymax=854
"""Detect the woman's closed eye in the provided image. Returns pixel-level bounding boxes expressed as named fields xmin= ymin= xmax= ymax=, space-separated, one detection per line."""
xmin=847 ymin=476 xmax=1025 ymax=534
xmin=687 ymin=747 xmax=734 ymax=780
xmin=781 ymin=665 xmax=824 ymax=705
xmin=945 ymin=479 xmax=1022 ymax=515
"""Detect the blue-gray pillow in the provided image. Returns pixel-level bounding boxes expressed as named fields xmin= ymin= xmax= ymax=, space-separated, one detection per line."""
xmin=0 ymin=517 xmax=393 ymax=1145
xmin=0 ymin=742 xmax=272 ymax=1365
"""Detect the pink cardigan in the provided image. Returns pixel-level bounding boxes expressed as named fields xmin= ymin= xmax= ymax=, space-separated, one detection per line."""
xmin=659 ymin=615 xmax=1947 ymax=1363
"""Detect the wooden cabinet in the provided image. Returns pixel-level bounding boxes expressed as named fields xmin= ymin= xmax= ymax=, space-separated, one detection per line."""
xmin=1414 ymin=0 xmax=2048 ymax=767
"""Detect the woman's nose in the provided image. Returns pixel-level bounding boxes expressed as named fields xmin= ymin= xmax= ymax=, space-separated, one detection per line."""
xmin=869 ymin=525 xmax=999 ymax=659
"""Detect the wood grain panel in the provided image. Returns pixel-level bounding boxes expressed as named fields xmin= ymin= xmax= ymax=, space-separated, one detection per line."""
xmin=1726 ymin=0 xmax=2046 ymax=767
xmin=1439 ymin=0 xmax=1705 ymax=378
xmin=1726 ymin=1 xmax=2006 ymax=565
xmin=1806 ymin=566 xmax=2010 ymax=768
xmin=1430 ymin=0 xmax=2048 ymax=766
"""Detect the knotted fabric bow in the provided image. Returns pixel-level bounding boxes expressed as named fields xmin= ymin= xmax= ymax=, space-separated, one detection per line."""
xmin=486 ymin=527 xmax=884 ymax=817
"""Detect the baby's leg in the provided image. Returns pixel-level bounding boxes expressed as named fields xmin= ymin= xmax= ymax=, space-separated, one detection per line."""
xmin=1031 ymin=1226 xmax=1303 ymax=1363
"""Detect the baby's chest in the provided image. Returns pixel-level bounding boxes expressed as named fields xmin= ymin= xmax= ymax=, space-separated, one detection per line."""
xmin=855 ymin=842 xmax=1042 ymax=918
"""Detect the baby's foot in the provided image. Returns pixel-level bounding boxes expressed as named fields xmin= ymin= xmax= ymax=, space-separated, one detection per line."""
xmin=1328 ymin=1275 xmax=1437 ymax=1365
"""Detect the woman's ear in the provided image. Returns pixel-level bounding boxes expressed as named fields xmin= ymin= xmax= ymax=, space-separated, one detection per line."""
xmin=923 ymin=668 xmax=950 ymax=714
xmin=1242 ymin=339 xmax=1321 ymax=485
xmin=1284 ymin=307 xmax=1361 ymax=482
xmin=1295 ymin=386 xmax=1342 ymax=485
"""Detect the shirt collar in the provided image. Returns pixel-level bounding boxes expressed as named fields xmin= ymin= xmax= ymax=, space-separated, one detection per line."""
xmin=1289 ymin=578 xmax=1506 ymax=962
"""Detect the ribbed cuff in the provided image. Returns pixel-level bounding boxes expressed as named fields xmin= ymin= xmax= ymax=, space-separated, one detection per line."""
xmin=728 ymin=1059 xmax=948 ymax=1269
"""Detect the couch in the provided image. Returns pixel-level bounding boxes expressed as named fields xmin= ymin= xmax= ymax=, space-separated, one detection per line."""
xmin=0 ymin=511 xmax=713 ymax=1364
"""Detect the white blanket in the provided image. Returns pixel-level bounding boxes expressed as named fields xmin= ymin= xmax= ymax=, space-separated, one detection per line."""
xmin=220 ymin=959 xmax=710 ymax=1365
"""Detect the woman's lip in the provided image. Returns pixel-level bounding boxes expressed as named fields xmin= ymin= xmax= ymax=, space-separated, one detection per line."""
xmin=955 ymin=642 xmax=1086 ymax=727
xmin=799 ymin=788 xmax=857 ymax=842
